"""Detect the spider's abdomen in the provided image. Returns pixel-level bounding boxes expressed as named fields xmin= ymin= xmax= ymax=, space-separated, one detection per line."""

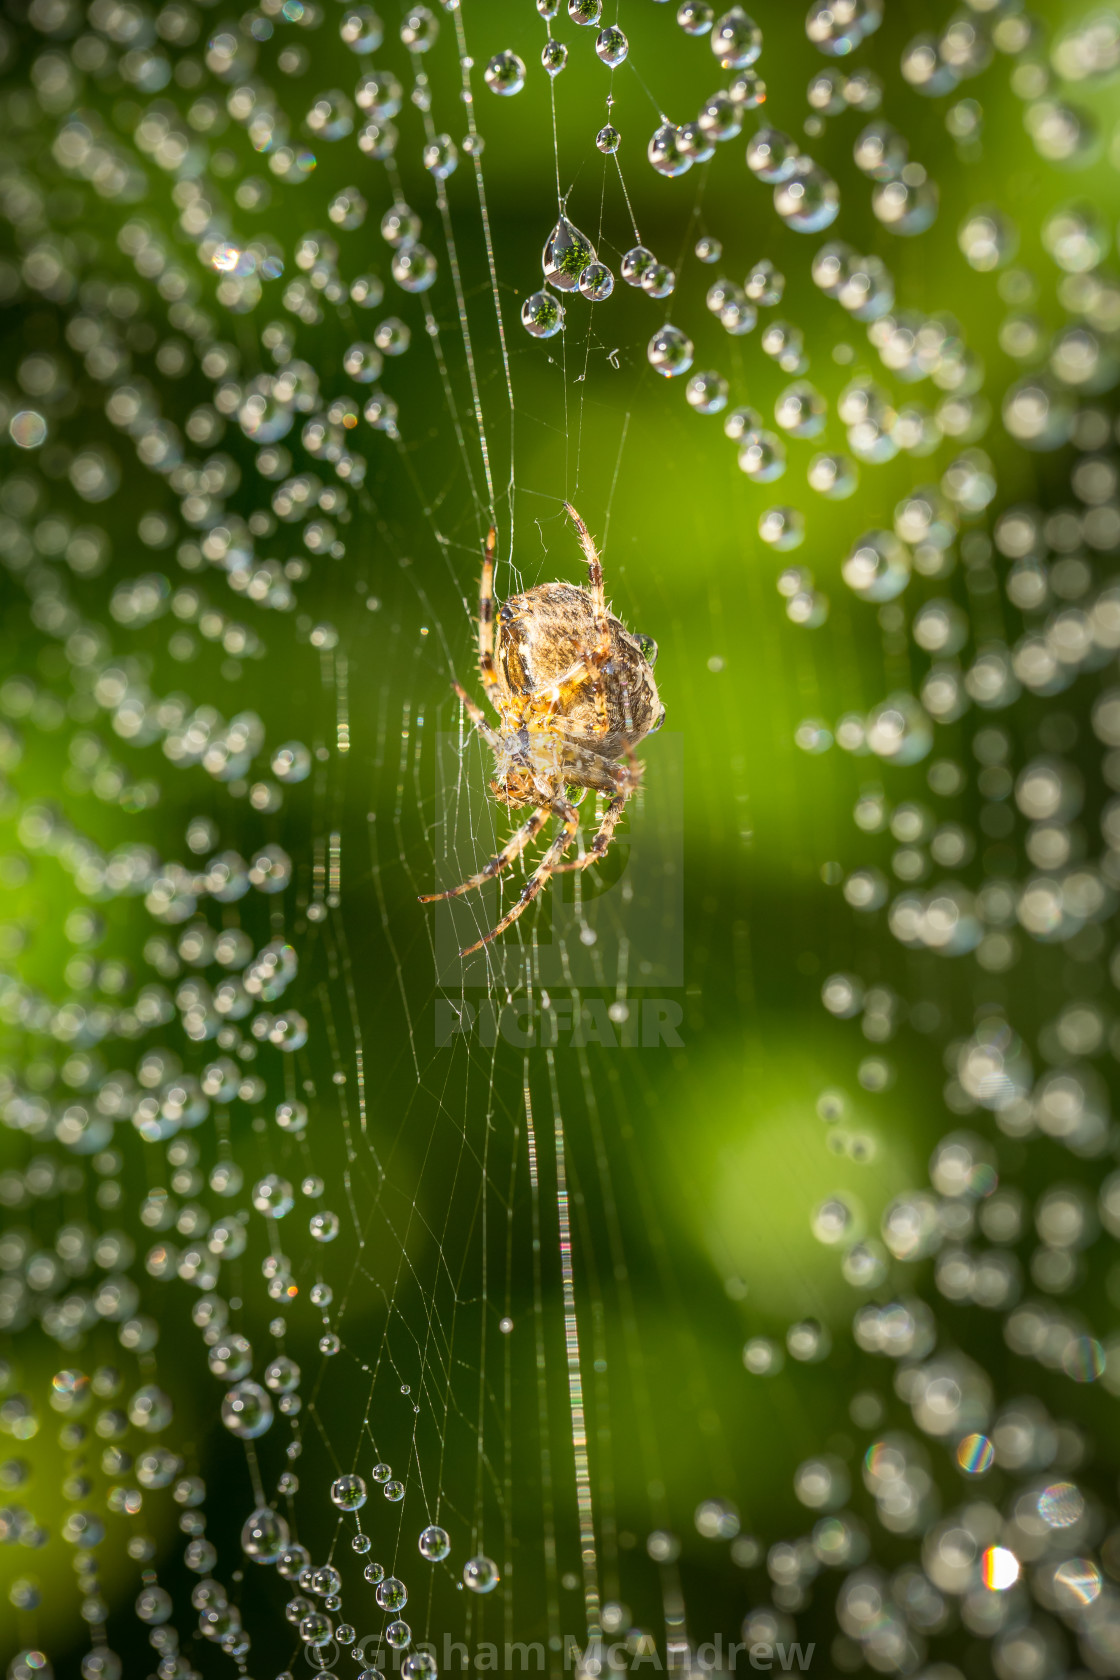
xmin=498 ymin=583 xmax=586 ymax=695
xmin=497 ymin=582 xmax=662 ymax=755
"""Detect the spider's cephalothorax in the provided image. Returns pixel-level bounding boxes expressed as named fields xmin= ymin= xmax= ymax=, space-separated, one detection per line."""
xmin=420 ymin=503 xmax=664 ymax=956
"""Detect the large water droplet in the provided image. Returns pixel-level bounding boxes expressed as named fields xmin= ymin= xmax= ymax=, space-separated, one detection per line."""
xmin=542 ymin=216 xmax=597 ymax=291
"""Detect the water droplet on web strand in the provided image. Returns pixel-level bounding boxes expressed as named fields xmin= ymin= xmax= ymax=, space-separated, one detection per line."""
xmin=423 ymin=134 xmax=458 ymax=178
xmin=648 ymin=122 xmax=693 ymax=176
xmin=746 ymin=126 xmax=800 ymax=183
xmin=647 ymin=325 xmax=694 ymax=377
xmin=392 ymin=244 xmax=438 ymax=293
xmin=400 ymin=4 xmax=439 ymax=49
xmin=463 ymin=1555 xmax=500 ymax=1593
xmin=596 ymin=24 xmax=628 ymax=63
xmin=578 ymin=263 xmax=614 ymax=301
xmin=542 ymin=215 xmax=596 ymax=290
xmin=484 ymin=50 xmax=525 ymax=95
xmin=872 ymin=166 xmax=939 ymax=236
xmin=758 ymin=507 xmax=805 ymax=550
xmin=737 ymin=429 xmax=786 ymax=481
xmin=807 ymin=452 xmax=859 ymax=498
xmin=419 ymin=1524 xmax=451 ymax=1560
xmin=621 ymin=246 xmax=655 ymax=285
xmin=774 ymin=161 xmax=840 ymax=231
xmin=685 ymin=371 xmax=729 ymax=414
xmin=521 ymin=291 xmax=564 ymax=339
xmin=541 ymin=37 xmax=568 ymax=74
xmin=745 ymin=258 xmax=784 ymax=305
xmin=596 ymin=123 xmax=621 ymax=153
xmin=568 ymin=0 xmax=601 ymax=22
xmin=340 ymin=5 xmax=383 ymax=52
xmin=728 ymin=68 xmax=766 ymax=106
xmin=678 ymin=0 xmax=713 ymax=33
xmin=712 ymin=5 xmax=762 ymax=67
xmin=641 ymin=263 xmax=675 ymax=299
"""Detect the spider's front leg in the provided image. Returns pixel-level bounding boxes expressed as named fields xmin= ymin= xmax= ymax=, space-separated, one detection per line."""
xmin=477 ymin=525 xmax=503 ymax=711
xmin=562 ymin=504 xmax=612 ymax=737
xmin=450 ymin=681 xmax=500 ymax=750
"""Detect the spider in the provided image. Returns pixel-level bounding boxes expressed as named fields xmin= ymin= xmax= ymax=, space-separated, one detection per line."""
xmin=421 ymin=503 xmax=665 ymax=957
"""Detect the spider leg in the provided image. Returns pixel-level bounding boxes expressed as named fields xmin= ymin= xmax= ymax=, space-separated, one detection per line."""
xmin=418 ymin=803 xmax=550 ymax=903
xmin=451 ymin=681 xmax=501 ymax=750
xmin=477 ymin=524 xmax=503 ymax=710
xmin=459 ymin=797 xmax=580 ymax=956
xmin=563 ymin=504 xmax=612 ymax=738
xmin=550 ymin=792 xmax=629 ymax=873
xmin=563 ymin=502 xmax=605 ymax=616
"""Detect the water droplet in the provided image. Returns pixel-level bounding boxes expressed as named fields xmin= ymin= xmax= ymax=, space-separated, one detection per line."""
xmin=737 ymin=429 xmax=786 ymax=481
xmin=419 ymin=1524 xmax=451 ymax=1560
xmin=640 ymin=263 xmax=675 ymax=299
xmin=392 ymin=243 xmax=438 ymax=293
xmin=596 ymin=25 xmax=628 ymax=64
xmin=647 ymin=325 xmax=694 ymax=378
xmin=745 ymin=258 xmax=784 ymax=305
xmin=542 ymin=215 xmax=596 ymax=290
xmin=678 ymin=0 xmax=713 ymax=34
xmin=685 ymin=371 xmax=729 ymax=414
xmin=241 ymin=1506 xmax=290 ymax=1562
xmin=340 ymin=5 xmax=383 ymax=52
xmin=521 ymin=290 xmax=565 ymax=338
xmin=400 ymin=4 xmax=438 ymax=49
xmin=648 ymin=122 xmax=693 ymax=176
xmin=376 ymin=1576 xmax=408 ymax=1611
xmin=746 ymin=126 xmax=800 ymax=182
xmin=774 ymin=160 xmax=840 ymax=232
xmin=758 ymin=507 xmax=805 ymax=550
xmin=221 ymin=1381 xmax=274 ymax=1439
xmin=621 ymin=246 xmax=655 ymax=285
xmin=711 ymin=6 xmax=762 ymax=67
xmin=484 ymin=50 xmax=525 ymax=95
xmin=421 ymin=134 xmax=457 ymax=177
xmin=578 ymin=263 xmax=614 ymax=301
xmin=463 ymin=1555 xmax=500 ymax=1593
xmin=596 ymin=123 xmax=621 ymax=153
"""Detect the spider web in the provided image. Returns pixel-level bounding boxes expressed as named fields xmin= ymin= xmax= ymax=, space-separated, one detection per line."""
xmin=6 ymin=2 xmax=1120 ymax=1680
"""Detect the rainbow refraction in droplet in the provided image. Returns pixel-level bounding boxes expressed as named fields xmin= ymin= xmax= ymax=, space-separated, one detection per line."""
xmin=1038 ymin=1481 xmax=1086 ymax=1530
xmin=955 ymin=1433 xmax=995 ymax=1476
xmin=1053 ymin=1558 xmax=1102 ymax=1608
xmin=981 ymin=1546 xmax=1020 ymax=1592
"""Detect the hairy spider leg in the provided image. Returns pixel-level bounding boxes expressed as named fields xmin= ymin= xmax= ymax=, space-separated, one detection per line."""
xmin=450 ymin=680 xmax=501 ymax=750
xmin=550 ymin=792 xmax=629 ymax=873
xmin=418 ymin=803 xmax=550 ymax=903
xmin=562 ymin=503 xmax=612 ymax=737
xmin=563 ymin=502 xmax=604 ymax=614
xmin=477 ymin=525 xmax=502 ymax=710
xmin=459 ymin=797 xmax=581 ymax=956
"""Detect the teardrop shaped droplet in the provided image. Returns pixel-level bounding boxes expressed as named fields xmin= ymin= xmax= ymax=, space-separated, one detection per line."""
xmin=541 ymin=215 xmax=597 ymax=292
